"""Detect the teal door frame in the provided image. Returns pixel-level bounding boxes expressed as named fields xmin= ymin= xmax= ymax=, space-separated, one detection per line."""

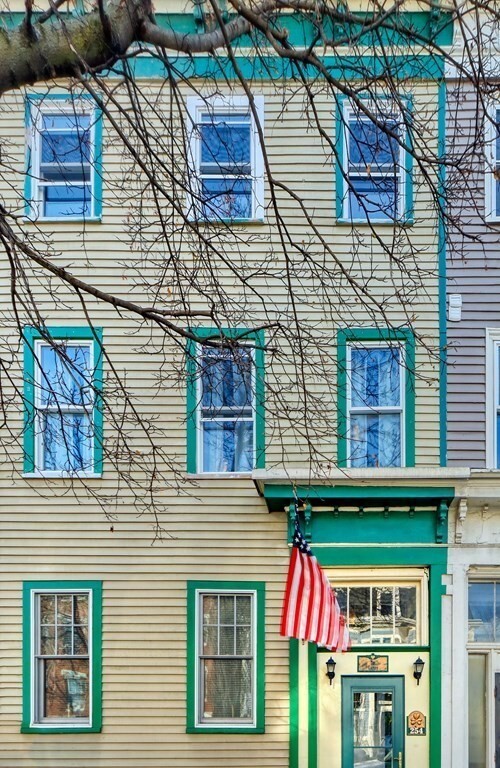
xmin=341 ymin=675 xmax=405 ymax=768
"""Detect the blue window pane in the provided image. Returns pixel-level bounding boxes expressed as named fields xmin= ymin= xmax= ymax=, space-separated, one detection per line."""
xmin=39 ymin=344 xmax=91 ymax=407
xmin=201 ymin=348 xmax=253 ymax=413
xmin=200 ymin=114 xmax=251 ymax=168
xmin=42 ymin=412 xmax=93 ymax=472
xmin=497 ymin=413 xmax=500 ymax=468
xmin=495 ymin=111 xmax=500 ymax=162
xmin=496 ymin=179 xmax=500 ymax=218
xmin=348 ymin=178 xmax=398 ymax=221
xmin=350 ymin=413 xmax=401 ymax=468
xmin=43 ymin=185 xmax=91 ymax=218
xmin=201 ymin=178 xmax=252 ymax=220
xmin=348 ymin=118 xmax=399 ymax=169
xmin=351 ymin=347 xmax=401 ymax=408
xmin=468 ymin=582 xmax=495 ymax=642
xmin=42 ymin=114 xmax=91 ymax=131
xmin=41 ymin=129 xmax=91 ymax=165
xmin=202 ymin=421 xmax=253 ymax=472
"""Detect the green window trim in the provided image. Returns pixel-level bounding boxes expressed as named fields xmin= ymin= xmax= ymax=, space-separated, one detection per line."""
xmin=21 ymin=580 xmax=103 ymax=734
xmin=24 ymin=92 xmax=103 ymax=222
xmin=336 ymin=327 xmax=416 ymax=468
xmin=335 ymin=94 xmax=414 ymax=225
xmin=186 ymin=580 xmax=265 ymax=734
xmin=185 ymin=328 xmax=265 ymax=474
xmin=23 ymin=326 xmax=104 ymax=476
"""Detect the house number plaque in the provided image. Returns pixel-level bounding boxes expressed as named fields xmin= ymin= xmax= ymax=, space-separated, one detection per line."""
xmin=357 ymin=654 xmax=389 ymax=673
xmin=407 ymin=711 xmax=426 ymax=736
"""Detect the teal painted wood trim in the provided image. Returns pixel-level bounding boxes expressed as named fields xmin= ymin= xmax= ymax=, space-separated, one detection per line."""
xmin=335 ymin=96 xmax=414 ymax=225
xmin=336 ymin=327 xmax=416 ymax=468
xmin=22 ymin=326 xmax=104 ymax=474
xmin=437 ymin=78 xmax=447 ymax=467
xmin=341 ymin=676 xmax=405 ymax=768
xmin=313 ymin=545 xmax=447 ymax=568
xmin=308 ymin=642 xmax=318 ymax=768
xmin=21 ymin=580 xmax=102 ymax=734
xmin=24 ymin=93 xmax=103 ymax=220
xmin=289 ymin=639 xmax=299 ymax=768
xmin=185 ymin=328 xmax=265 ymax=473
xmin=429 ymin=562 xmax=446 ymax=768
xmin=186 ymin=580 xmax=265 ymax=734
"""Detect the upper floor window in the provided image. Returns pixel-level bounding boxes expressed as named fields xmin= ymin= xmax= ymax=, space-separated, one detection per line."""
xmin=187 ymin=581 xmax=265 ymax=733
xmin=337 ymin=328 xmax=415 ymax=469
xmin=22 ymin=581 xmax=102 ymax=733
xmin=186 ymin=330 xmax=265 ymax=475
xmin=23 ymin=327 xmax=103 ymax=476
xmin=187 ymin=96 xmax=264 ymax=222
xmin=26 ymin=96 xmax=102 ymax=221
xmin=468 ymin=581 xmax=500 ymax=643
xmin=486 ymin=329 xmax=500 ymax=467
xmin=348 ymin=344 xmax=404 ymax=467
xmin=485 ymin=106 xmax=500 ymax=221
xmin=338 ymin=100 xmax=410 ymax=223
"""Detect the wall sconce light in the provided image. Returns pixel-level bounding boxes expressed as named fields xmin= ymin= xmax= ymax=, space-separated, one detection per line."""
xmin=413 ymin=657 xmax=425 ymax=685
xmin=325 ymin=657 xmax=336 ymax=685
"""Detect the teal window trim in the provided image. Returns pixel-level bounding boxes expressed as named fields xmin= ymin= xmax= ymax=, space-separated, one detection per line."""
xmin=23 ymin=326 xmax=104 ymax=475
xmin=337 ymin=327 xmax=416 ymax=468
xmin=335 ymin=95 xmax=414 ymax=225
xmin=21 ymin=580 xmax=103 ymax=734
xmin=186 ymin=328 xmax=265 ymax=474
xmin=186 ymin=580 xmax=265 ymax=734
xmin=24 ymin=92 xmax=103 ymax=221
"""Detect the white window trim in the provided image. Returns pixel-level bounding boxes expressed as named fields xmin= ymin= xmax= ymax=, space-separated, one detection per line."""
xmin=485 ymin=104 xmax=500 ymax=222
xmin=485 ymin=328 xmax=500 ymax=468
xmin=194 ymin=587 xmax=257 ymax=729
xmin=29 ymin=98 xmax=99 ymax=222
xmin=196 ymin=343 xmax=256 ymax=475
xmin=186 ymin=94 xmax=265 ymax=222
xmin=33 ymin=338 xmax=96 ymax=476
xmin=346 ymin=341 xmax=406 ymax=468
xmin=328 ymin=567 xmax=428 ymax=646
xmin=341 ymin=100 xmax=407 ymax=223
xmin=29 ymin=587 xmax=93 ymax=729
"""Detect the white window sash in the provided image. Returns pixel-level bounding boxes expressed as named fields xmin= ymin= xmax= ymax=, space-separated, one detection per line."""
xmin=485 ymin=329 xmax=500 ymax=468
xmin=484 ymin=105 xmax=500 ymax=222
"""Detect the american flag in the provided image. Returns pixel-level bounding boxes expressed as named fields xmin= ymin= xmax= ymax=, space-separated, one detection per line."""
xmin=280 ymin=521 xmax=351 ymax=651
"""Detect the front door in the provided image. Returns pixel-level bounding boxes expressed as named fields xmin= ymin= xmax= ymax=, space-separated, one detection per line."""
xmin=342 ymin=676 xmax=405 ymax=768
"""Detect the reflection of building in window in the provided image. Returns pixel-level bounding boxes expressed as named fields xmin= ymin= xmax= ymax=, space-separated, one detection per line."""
xmin=336 ymin=585 xmax=418 ymax=644
xmin=348 ymin=344 xmax=404 ymax=468
xmin=353 ymin=691 xmax=393 ymax=766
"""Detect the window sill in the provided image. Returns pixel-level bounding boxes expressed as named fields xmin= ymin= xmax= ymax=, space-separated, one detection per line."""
xmin=23 ymin=472 xmax=102 ymax=479
xmin=26 ymin=216 xmax=103 ymax=224
xmin=186 ymin=472 xmax=254 ymax=479
xmin=21 ymin=723 xmax=100 ymax=734
xmin=337 ymin=216 xmax=414 ymax=226
xmin=187 ymin=724 xmax=264 ymax=734
xmin=190 ymin=217 xmax=265 ymax=226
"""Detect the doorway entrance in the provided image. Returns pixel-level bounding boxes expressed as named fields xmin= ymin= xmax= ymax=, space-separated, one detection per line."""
xmin=341 ymin=677 xmax=405 ymax=768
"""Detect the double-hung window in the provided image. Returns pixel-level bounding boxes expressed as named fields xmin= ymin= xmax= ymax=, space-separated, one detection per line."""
xmin=339 ymin=101 xmax=408 ymax=222
xmin=186 ymin=330 xmax=265 ymax=474
xmin=22 ymin=581 xmax=102 ymax=732
xmin=187 ymin=96 xmax=264 ymax=221
xmin=23 ymin=328 xmax=103 ymax=476
xmin=485 ymin=105 xmax=500 ymax=221
xmin=27 ymin=96 xmax=102 ymax=220
xmin=187 ymin=581 xmax=265 ymax=733
xmin=486 ymin=329 xmax=500 ymax=467
xmin=337 ymin=328 xmax=415 ymax=469
xmin=347 ymin=343 xmax=404 ymax=467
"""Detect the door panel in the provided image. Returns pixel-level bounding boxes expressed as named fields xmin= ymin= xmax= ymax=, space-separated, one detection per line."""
xmin=342 ymin=676 xmax=405 ymax=768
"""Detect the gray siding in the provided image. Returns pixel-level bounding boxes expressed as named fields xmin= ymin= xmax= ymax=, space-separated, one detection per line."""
xmin=446 ymin=84 xmax=500 ymax=467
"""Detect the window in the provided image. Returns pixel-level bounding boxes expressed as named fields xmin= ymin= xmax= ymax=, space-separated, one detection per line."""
xmin=337 ymin=328 xmax=415 ymax=468
xmin=26 ymin=95 xmax=102 ymax=220
xmin=187 ymin=96 xmax=264 ymax=221
xmin=187 ymin=581 xmax=265 ymax=733
xmin=467 ymin=578 xmax=500 ymax=768
xmin=337 ymin=100 xmax=410 ymax=223
xmin=186 ymin=329 xmax=265 ymax=474
xmin=23 ymin=327 xmax=103 ymax=476
xmin=22 ymin=581 xmax=102 ymax=733
xmin=485 ymin=105 xmax=500 ymax=221
xmin=331 ymin=569 xmax=427 ymax=647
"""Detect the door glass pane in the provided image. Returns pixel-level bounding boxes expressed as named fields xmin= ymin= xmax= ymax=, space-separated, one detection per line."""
xmin=468 ymin=654 xmax=486 ymax=768
xmin=353 ymin=691 xmax=393 ymax=767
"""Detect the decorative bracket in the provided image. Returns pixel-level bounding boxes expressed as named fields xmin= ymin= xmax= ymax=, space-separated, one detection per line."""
xmin=436 ymin=499 xmax=448 ymax=543
xmin=304 ymin=503 xmax=312 ymax=541
xmin=455 ymin=498 xmax=468 ymax=543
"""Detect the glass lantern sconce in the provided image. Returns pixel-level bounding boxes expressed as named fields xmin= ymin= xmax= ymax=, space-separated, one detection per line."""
xmin=325 ymin=657 xmax=336 ymax=685
xmin=413 ymin=657 xmax=425 ymax=685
